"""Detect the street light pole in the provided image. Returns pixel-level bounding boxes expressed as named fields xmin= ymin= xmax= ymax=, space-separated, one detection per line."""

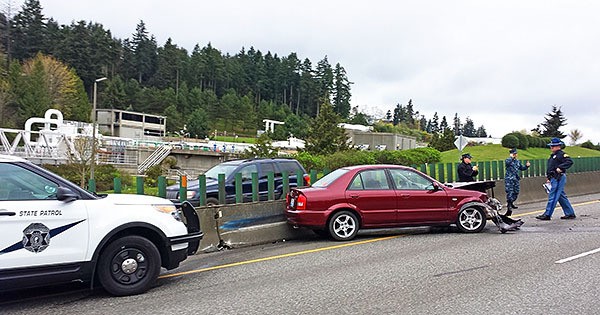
xmin=90 ymin=77 xmax=107 ymax=182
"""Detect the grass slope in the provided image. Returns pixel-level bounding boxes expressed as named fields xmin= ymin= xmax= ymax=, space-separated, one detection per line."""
xmin=439 ymin=144 xmax=600 ymax=164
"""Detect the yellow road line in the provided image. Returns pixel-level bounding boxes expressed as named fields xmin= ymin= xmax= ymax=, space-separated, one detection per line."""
xmin=161 ymin=199 xmax=599 ymax=279
xmin=160 ymin=235 xmax=401 ymax=279
xmin=511 ymin=199 xmax=599 ymax=218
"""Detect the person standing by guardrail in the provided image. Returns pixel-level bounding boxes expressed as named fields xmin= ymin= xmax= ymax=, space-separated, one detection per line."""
xmin=536 ymin=138 xmax=576 ymax=221
xmin=504 ymin=148 xmax=530 ymax=216
xmin=457 ymin=153 xmax=478 ymax=182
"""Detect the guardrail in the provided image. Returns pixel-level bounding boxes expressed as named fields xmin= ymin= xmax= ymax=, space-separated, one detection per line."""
xmin=91 ymin=156 xmax=600 ymax=204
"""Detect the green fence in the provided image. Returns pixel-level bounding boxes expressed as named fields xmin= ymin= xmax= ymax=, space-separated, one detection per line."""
xmin=420 ymin=156 xmax=600 ymax=182
xmin=89 ymin=156 xmax=600 ymax=205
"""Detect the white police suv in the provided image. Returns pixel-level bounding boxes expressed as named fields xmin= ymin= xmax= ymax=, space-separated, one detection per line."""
xmin=0 ymin=155 xmax=202 ymax=296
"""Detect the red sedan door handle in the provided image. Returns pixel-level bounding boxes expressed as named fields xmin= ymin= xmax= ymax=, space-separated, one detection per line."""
xmin=400 ymin=194 xmax=410 ymax=199
xmin=349 ymin=194 xmax=359 ymax=199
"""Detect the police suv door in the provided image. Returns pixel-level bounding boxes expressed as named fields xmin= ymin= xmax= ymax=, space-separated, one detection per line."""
xmin=0 ymin=163 xmax=89 ymax=270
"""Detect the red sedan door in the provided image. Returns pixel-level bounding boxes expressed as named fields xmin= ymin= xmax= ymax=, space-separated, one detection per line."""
xmin=388 ymin=168 xmax=450 ymax=224
xmin=345 ymin=169 xmax=397 ymax=226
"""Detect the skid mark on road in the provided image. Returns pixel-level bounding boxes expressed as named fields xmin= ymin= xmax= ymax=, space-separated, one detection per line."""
xmin=160 ymin=235 xmax=402 ymax=279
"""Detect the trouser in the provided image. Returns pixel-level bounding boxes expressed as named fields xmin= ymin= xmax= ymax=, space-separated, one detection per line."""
xmin=543 ymin=175 xmax=575 ymax=217
xmin=505 ymin=179 xmax=520 ymax=203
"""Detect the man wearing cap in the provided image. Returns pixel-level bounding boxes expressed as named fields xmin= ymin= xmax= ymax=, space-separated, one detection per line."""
xmin=504 ymin=148 xmax=530 ymax=216
xmin=457 ymin=153 xmax=479 ymax=182
xmin=536 ymin=138 xmax=576 ymax=220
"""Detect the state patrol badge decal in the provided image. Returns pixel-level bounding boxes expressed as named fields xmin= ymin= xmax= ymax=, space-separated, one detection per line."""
xmin=22 ymin=223 xmax=51 ymax=253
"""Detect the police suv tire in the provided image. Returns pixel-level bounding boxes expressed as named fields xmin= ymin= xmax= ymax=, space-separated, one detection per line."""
xmin=456 ymin=207 xmax=486 ymax=233
xmin=206 ymin=197 xmax=219 ymax=206
xmin=328 ymin=211 xmax=359 ymax=241
xmin=97 ymin=235 xmax=161 ymax=296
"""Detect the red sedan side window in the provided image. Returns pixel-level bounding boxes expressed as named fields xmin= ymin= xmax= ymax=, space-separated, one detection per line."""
xmin=350 ymin=170 xmax=390 ymax=190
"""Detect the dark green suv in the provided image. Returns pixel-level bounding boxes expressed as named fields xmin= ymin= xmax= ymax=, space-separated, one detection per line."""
xmin=166 ymin=158 xmax=308 ymax=206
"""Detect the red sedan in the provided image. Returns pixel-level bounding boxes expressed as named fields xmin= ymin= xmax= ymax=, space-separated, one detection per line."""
xmin=286 ymin=164 xmax=495 ymax=241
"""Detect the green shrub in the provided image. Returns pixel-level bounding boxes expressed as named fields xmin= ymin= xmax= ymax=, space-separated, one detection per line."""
xmin=294 ymin=147 xmax=441 ymax=172
xmin=502 ymin=134 xmax=519 ymax=149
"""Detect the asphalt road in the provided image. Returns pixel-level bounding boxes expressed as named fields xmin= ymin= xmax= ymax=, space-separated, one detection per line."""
xmin=2 ymin=193 xmax=600 ymax=315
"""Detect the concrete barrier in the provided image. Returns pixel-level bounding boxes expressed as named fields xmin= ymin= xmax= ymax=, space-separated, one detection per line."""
xmin=194 ymin=200 xmax=312 ymax=252
xmin=193 ymin=171 xmax=600 ymax=253
xmin=494 ymin=171 xmax=600 ymax=205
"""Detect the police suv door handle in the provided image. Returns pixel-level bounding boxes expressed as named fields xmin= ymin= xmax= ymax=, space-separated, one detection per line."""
xmin=0 ymin=209 xmax=16 ymax=216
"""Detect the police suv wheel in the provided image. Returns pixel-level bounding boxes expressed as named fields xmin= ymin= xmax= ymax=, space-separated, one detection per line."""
xmin=98 ymin=236 xmax=161 ymax=296
xmin=456 ymin=207 xmax=486 ymax=233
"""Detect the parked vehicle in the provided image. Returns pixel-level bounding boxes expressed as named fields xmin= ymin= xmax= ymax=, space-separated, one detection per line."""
xmin=167 ymin=158 xmax=309 ymax=206
xmin=286 ymin=164 xmax=499 ymax=241
xmin=0 ymin=155 xmax=202 ymax=296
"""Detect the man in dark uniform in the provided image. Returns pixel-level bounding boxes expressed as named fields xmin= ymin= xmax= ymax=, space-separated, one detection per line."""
xmin=504 ymin=148 xmax=530 ymax=216
xmin=536 ymin=138 xmax=576 ymax=220
xmin=457 ymin=153 xmax=479 ymax=182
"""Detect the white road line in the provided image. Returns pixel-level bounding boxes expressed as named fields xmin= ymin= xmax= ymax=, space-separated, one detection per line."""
xmin=555 ymin=247 xmax=600 ymax=264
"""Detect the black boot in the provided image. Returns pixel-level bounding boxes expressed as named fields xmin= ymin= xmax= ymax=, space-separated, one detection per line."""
xmin=509 ymin=201 xmax=519 ymax=209
xmin=505 ymin=209 xmax=513 ymax=216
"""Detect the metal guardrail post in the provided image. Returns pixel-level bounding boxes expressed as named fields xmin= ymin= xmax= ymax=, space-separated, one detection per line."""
xmin=310 ymin=169 xmax=318 ymax=185
xmin=268 ymin=171 xmax=274 ymax=201
xmin=296 ymin=169 xmax=304 ymax=187
xmin=114 ymin=177 xmax=122 ymax=194
xmin=199 ymin=175 xmax=206 ymax=206
xmin=282 ymin=171 xmax=289 ymax=196
xmin=136 ymin=176 xmax=144 ymax=195
xmin=252 ymin=172 xmax=259 ymax=202
xmin=235 ymin=173 xmax=243 ymax=203
xmin=446 ymin=163 xmax=453 ymax=182
xmin=218 ymin=173 xmax=226 ymax=204
xmin=88 ymin=178 xmax=96 ymax=193
xmin=157 ymin=176 xmax=166 ymax=198
xmin=179 ymin=175 xmax=187 ymax=202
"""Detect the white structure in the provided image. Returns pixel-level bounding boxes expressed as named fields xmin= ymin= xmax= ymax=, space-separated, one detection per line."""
xmin=263 ymin=119 xmax=284 ymax=133
xmin=96 ymin=109 xmax=166 ymax=139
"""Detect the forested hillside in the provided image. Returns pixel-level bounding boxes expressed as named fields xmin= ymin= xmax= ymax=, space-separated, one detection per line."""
xmin=0 ymin=0 xmax=352 ymax=138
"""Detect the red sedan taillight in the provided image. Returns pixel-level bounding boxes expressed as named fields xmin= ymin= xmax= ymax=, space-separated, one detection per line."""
xmin=296 ymin=194 xmax=307 ymax=210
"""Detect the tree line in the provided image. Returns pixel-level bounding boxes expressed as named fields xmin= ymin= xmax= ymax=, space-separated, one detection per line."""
xmin=0 ymin=0 xmax=352 ymax=138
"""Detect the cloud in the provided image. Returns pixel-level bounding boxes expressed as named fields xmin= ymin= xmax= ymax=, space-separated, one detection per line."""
xmin=30 ymin=0 xmax=600 ymax=143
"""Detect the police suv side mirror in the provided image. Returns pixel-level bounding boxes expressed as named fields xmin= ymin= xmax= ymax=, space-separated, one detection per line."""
xmin=57 ymin=186 xmax=79 ymax=202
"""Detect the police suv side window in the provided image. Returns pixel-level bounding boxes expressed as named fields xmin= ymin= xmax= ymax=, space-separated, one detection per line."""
xmin=0 ymin=163 xmax=59 ymax=201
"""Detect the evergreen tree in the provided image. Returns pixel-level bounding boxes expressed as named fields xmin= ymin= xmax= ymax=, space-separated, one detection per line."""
xmin=419 ymin=116 xmax=427 ymax=131
xmin=405 ymin=99 xmax=415 ymax=128
xmin=10 ymin=0 xmax=47 ymax=61
xmin=476 ymin=125 xmax=487 ymax=137
xmin=453 ymin=113 xmax=462 ymax=135
xmin=130 ymin=20 xmax=157 ymax=84
xmin=332 ymin=63 xmax=352 ymax=119
xmin=385 ymin=110 xmax=392 ymax=122
xmin=534 ymin=105 xmax=567 ymax=138
xmin=186 ymin=107 xmax=209 ymax=138
xmin=439 ymin=116 xmax=448 ymax=131
xmin=314 ymin=56 xmax=333 ymax=113
xmin=148 ymin=37 xmax=188 ymax=91
xmin=304 ymin=102 xmax=348 ymax=155
xmin=430 ymin=112 xmax=439 ymax=133
xmin=392 ymin=104 xmax=401 ymax=126
xmin=462 ymin=117 xmax=476 ymax=137
xmin=348 ymin=106 xmax=369 ymax=125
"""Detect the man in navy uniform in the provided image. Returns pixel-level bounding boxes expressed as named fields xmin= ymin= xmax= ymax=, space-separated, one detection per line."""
xmin=536 ymin=138 xmax=576 ymax=220
xmin=504 ymin=148 xmax=530 ymax=216
xmin=457 ymin=153 xmax=479 ymax=182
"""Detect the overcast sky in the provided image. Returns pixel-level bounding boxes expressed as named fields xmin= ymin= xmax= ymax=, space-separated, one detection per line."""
xmin=18 ymin=0 xmax=600 ymax=144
